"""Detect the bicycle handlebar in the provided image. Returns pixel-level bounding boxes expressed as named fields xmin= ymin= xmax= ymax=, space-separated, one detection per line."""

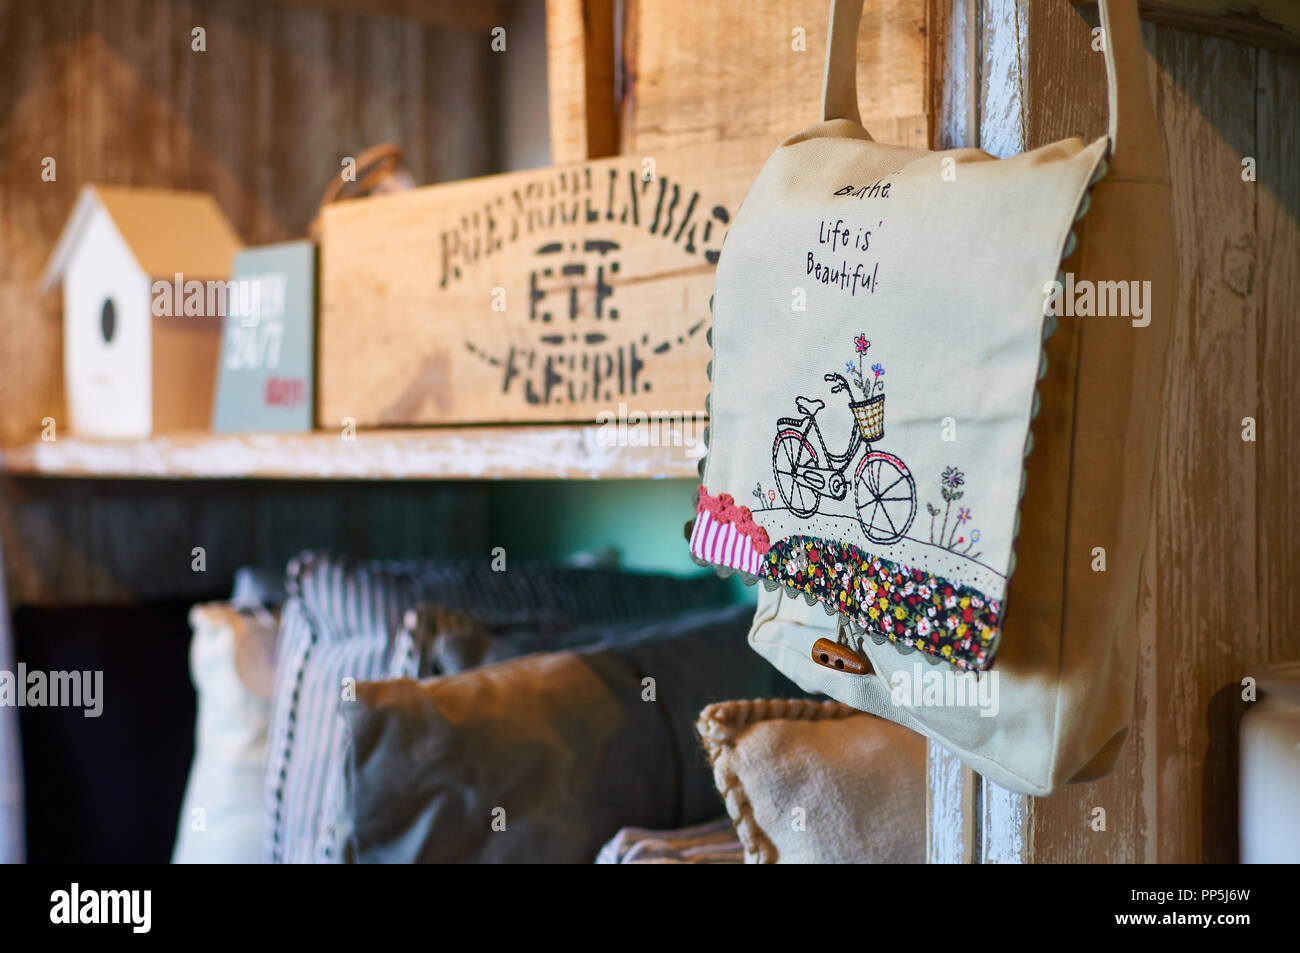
xmin=824 ymin=373 xmax=849 ymax=394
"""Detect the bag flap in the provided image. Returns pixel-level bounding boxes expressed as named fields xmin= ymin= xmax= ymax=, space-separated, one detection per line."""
xmin=694 ymin=130 xmax=1106 ymax=672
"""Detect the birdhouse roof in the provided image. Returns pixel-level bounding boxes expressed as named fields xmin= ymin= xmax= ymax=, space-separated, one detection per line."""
xmin=42 ymin=184 xmax=244 ymax=292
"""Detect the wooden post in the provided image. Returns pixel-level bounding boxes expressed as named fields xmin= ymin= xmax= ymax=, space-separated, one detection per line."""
xmin=546 ymin=0 xmax=620 ymax=163
xmin=926 ymin=745 xmax=978 ymax=862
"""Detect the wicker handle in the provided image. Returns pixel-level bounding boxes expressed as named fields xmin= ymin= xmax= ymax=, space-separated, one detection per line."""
xmin=306 ymin=143 xmax=414 ymax=241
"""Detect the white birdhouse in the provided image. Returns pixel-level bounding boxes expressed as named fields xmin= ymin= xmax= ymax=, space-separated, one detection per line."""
xmin=42 ymin=185 xmax=243 ymax=438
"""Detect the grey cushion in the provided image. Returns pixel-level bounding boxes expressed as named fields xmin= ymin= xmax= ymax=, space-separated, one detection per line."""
xmin=343 ymin=603 xmax=795 ymax=863
xmin=410 ymin=602 xmax=734 ymax=676
xmin=264 ymin=551 xmax=734 ymax=864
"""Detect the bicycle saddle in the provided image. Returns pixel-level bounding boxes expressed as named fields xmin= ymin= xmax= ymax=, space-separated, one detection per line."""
xmin=795 ymin=396 xmax=825 ymax=416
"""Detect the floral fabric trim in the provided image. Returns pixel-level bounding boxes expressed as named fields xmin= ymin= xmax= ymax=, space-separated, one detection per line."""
xmin=761 ymin=535 xmax=999 ymax=671
xmin=689 ymin=488 xmax=772 ymax=576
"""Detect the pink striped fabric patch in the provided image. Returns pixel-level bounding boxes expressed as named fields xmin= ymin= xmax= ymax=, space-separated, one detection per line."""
xmin=690 ymin=510 xmax=762 ymax=575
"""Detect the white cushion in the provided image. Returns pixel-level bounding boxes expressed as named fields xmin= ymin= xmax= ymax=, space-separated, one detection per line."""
xmin=172 ymin=604 xmax=276 ymax=864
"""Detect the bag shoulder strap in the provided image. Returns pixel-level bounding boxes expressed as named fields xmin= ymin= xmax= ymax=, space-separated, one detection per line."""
xmin=821 ymin=0 xmax=867 ymax=133
xmin=821 ymin=0 xmax=1164 ymax=181
xmin=1096 ymin=0 xmax=1167 ymax=181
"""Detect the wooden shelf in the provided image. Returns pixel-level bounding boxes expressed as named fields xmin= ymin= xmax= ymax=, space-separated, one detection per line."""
xmin=0 ymin=426 xmax=705 ymax=481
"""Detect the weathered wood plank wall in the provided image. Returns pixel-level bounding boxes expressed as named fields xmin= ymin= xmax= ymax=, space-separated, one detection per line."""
xmin=0 ymin=477 xmax=490 ymax=606
xmin=961 ymin=0 xmax=1299 ymax=864
xmin=620 ymin=0 xmax=930 ymax=155
xmin=0 ymin=0 xmax=503 ymax=603
xmin=0 ymin=0 xmax=501 ymax=446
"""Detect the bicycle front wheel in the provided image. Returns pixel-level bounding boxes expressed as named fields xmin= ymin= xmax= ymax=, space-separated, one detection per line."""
xmin=854 ymin=451 xmax=916 ymax=544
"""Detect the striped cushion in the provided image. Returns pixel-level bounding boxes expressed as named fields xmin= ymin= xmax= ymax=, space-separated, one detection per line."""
xmin=262 ymin=551 xmax=732 ymax=864
xmin=594 ymin=818 xmax=744 ymax=864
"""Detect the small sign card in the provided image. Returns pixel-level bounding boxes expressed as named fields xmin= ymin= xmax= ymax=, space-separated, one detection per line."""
xmin=212 ymin=241 xmax=316 ymax=432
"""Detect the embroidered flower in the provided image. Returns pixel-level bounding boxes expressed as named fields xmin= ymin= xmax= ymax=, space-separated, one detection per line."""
xmin=755 ymin=535 xmax=1000 ymax=672
xmin=957 ymin=507 xmax=971 ymax=524
xmin=871 ymin=362 xmax=884 ymax=377
xmin=941 ymin=467 xmax=965 ymax=490
xmin=854 ymin=333 xmax=871 ymax=354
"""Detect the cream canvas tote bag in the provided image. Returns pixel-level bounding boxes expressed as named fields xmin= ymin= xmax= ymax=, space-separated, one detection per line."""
xmin=690 ymin=0 xmax=1174 ymax=795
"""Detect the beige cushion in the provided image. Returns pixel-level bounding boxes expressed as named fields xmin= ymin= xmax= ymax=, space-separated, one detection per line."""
xmin=697 ymin=698 xmax=926 ymax=864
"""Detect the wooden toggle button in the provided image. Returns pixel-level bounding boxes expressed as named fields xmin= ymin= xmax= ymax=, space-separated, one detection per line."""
xmin=811 ymin=637 xmax=872 ymax=674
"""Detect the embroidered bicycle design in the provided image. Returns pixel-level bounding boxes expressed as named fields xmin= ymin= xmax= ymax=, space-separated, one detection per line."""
xmin=771 ymin=372 xmax=917 ymax=545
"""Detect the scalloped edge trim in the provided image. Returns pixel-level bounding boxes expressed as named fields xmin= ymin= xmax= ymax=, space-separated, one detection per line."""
xmin=695 ymin=487 xmax=773 ymax=553
xmin=685 ymin=145 xmax=1111 ymax=672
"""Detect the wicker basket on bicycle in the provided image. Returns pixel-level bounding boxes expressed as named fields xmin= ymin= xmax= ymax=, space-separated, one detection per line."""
xmin=850 ymin=394 xmax=885 ymax=442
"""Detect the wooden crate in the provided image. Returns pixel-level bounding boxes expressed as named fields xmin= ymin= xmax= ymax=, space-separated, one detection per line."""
xmin=319 ymin=1 xmax=932 ymax=429
xmin=318 ymin=137 xmax=777 ymax=427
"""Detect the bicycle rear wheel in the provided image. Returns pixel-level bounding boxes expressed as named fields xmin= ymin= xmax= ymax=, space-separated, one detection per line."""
xmin=772 ymin=429 xmax=820 ymax=518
